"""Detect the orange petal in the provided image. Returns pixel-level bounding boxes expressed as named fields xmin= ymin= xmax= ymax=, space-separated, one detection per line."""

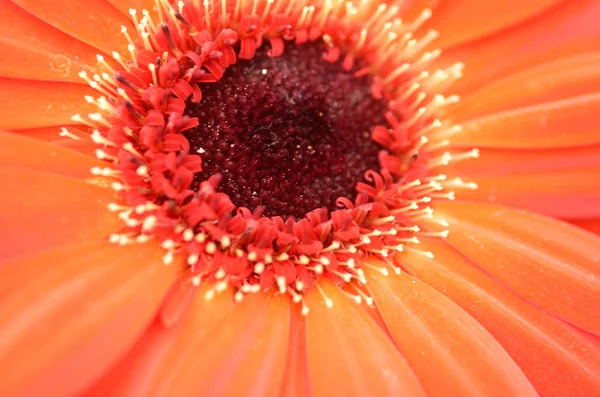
xmin=0 ymin=131 xmax=102 ymax=178
xmin=0 ymin=0 xmax=100 ymax=82
xmin=0 ymin=167 xmax=121 ymax=263
xmin=438 ymin=0 xmax=600 ymax=95
xmin=90 ymin=290 xmax=291 ymax=397
xmin=305 ymin=282 xmax=427 ymax=397
xmin=448 ymin=146 xmax=600 ymax=177
xmin=11 ymin=125 xmax=87 ymax=141
xmin=0 ymin=78 xmax=95 ymax=129
xmin=53 ymin=138 xmax=99 ymax=158
xmin=451 ymin=92 xmax=600 ymax=149
xmin=445 ymin=145 xmax=600 ymax=219
xmin=279 ymin=308 xmax=312 ymax=397
xmin=0 ymin=241 xmax=178 ymax=397
xmin=85 ymin=284 xmax=237 ymax=396
xmin=398 ymin=0 xmax=440 ymax=21
xmin=400 ymin=238 xmax=600 ymax=397
xmin=106 ymin=0 xmax=157 ymax=17
xmin=451 ymin=168 xmax=600 ymax=219
xmin=10 ymin=0 xmax=134 ymax=55
xmin=144 ymin=292 xmax=290 ymax=397
xmin=452 ymin=53 xmax=600 ymax=121
xmin=435 ymin=201 xmax=600 ymax=336
xmin=365 ymin=264 xmax=538 ymax=397
xmin=421 ymin=0 xmax=562 ymax=49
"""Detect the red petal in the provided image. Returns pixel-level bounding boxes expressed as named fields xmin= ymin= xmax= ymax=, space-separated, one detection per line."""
xmin=435 ymin=201 xmax=600 ymax=336
xmin=0 ymin=241 xmax=177 ymax=396
xmin=10 ymin=0 xmax=133 ymax=55
xmin=0 ymin=168 xmax=121 ymax=263
xmin=366 ymin=264 xmax=538 ymax=397
xmin=571 ymin=219 xmax=600 ymax=236
xmin=305 ymin=282 xmax=427 ymax=397
xmin=0 ymin=0 xmax=99 ymax=82
xmin=400 ymin=238 xmax=600 ymax=396
xmin=0 ymin=78 xmax=96 ymax=129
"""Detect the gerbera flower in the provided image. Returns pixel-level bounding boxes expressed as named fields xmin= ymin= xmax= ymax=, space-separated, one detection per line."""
xmin=1 ymin=0 xmax=599 ymax=396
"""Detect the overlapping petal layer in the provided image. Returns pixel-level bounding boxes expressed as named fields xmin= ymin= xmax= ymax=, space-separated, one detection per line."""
xmin=366 ymin=265 xmax=538 ymax=397
xmin=9 ymin=0 xmax=132 ymax=55
xmin=0 ymin=0 xmax=99 ymax=82
xmin=452 ymin=53 xmax=600 ymax=121
xmin=0 ymin=78 xmax=96 ymax=130
xmin=88 ymin=288 xmax=290 ymax=397
xmin=421 ymin=0 xmax=564 ymax=49
xmin=305 ymin=283 xmax=427 ymax=396
xmin=437 ymin=0 xmax=600 ymax=96
xmin=0 ymin=1 xmax=598 ymax=397
xmin=434 ymin=201 xmax=600 ymax=336
xmin=0 ymin=242 xmax=178 ymax=396
xmin=401 ymin=238 xmax=600 ymax=396
xmin=0 ymin=168 xmax=121 ymax=262
xmin=0 ymin=131 xmax=103 ymax=177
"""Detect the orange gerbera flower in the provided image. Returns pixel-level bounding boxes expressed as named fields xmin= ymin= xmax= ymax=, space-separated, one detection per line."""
xmin=1 ymin=0 xmax=599 ymax=396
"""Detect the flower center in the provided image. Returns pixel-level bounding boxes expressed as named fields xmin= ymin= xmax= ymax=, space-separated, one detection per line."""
xmin=184 ymin=41 xmax=387 ymax=218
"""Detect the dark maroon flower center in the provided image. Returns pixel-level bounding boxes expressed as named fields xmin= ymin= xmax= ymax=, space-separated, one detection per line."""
xmin=184 ymin=41 xmax=387 ymax=218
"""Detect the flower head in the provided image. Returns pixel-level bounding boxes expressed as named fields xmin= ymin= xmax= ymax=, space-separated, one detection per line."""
xmin=0 ymin=0 xmax=599 ymax=396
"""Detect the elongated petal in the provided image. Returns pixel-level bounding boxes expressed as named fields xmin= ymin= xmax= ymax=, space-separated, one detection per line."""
xmin=445 ymin=145 xmax=600 ymax=218
xmin=147 ymin=292 xmax=290 ymax=397
xmin=452 ymin=93 xmax=600 ymax=149
xmin=10 ymin=0 xmax=133 ymax=55
xmin=305 ymin=282 xmax=426 ymax=397
xmin=0 ymin=242 xmax=177 ymax=397
xmin=85 ymin=284 xmax=237 ymax=396
xmin=435 ymin=201 xmax=600 ymax=336
xmin=422 ymin=0 xmax=562 ymax=49
xmin=11 ymin=125 xmax=86 ymax=141
xmin=438 ymin=0 xmax=600 ymax=95
xmin=0 ymin=0 xmax=98 ymax=82
xmin=448 ymin=146 xmax=600 ymax=177
xmin=451 ymin=168 xmax=600 ymax=219
xmin=452 ymin=53 xmax=600 ymax=120
xmin=366 ymin=264 xmax=538 ymax=397
xmin=0 ymin=168 xmax=120 ymax=262
xmin=89 ymin=289 xmax=292 ymax=397
xmin=0 ymin=78 xmax=95 ymax=129
xmin=400 ymin=238 xmax=600 ymax=397
xmin=0 ymin=131 xmax=102 ymax=178
xmin=53 ymin=138 xmax=99 ymax=157
xmin=280 ymin=309 xmax=312 ymax=397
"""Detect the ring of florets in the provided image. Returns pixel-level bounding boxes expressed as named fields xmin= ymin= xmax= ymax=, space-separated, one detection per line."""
xmin=69 ymin=0 xmax=477 ymax=313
